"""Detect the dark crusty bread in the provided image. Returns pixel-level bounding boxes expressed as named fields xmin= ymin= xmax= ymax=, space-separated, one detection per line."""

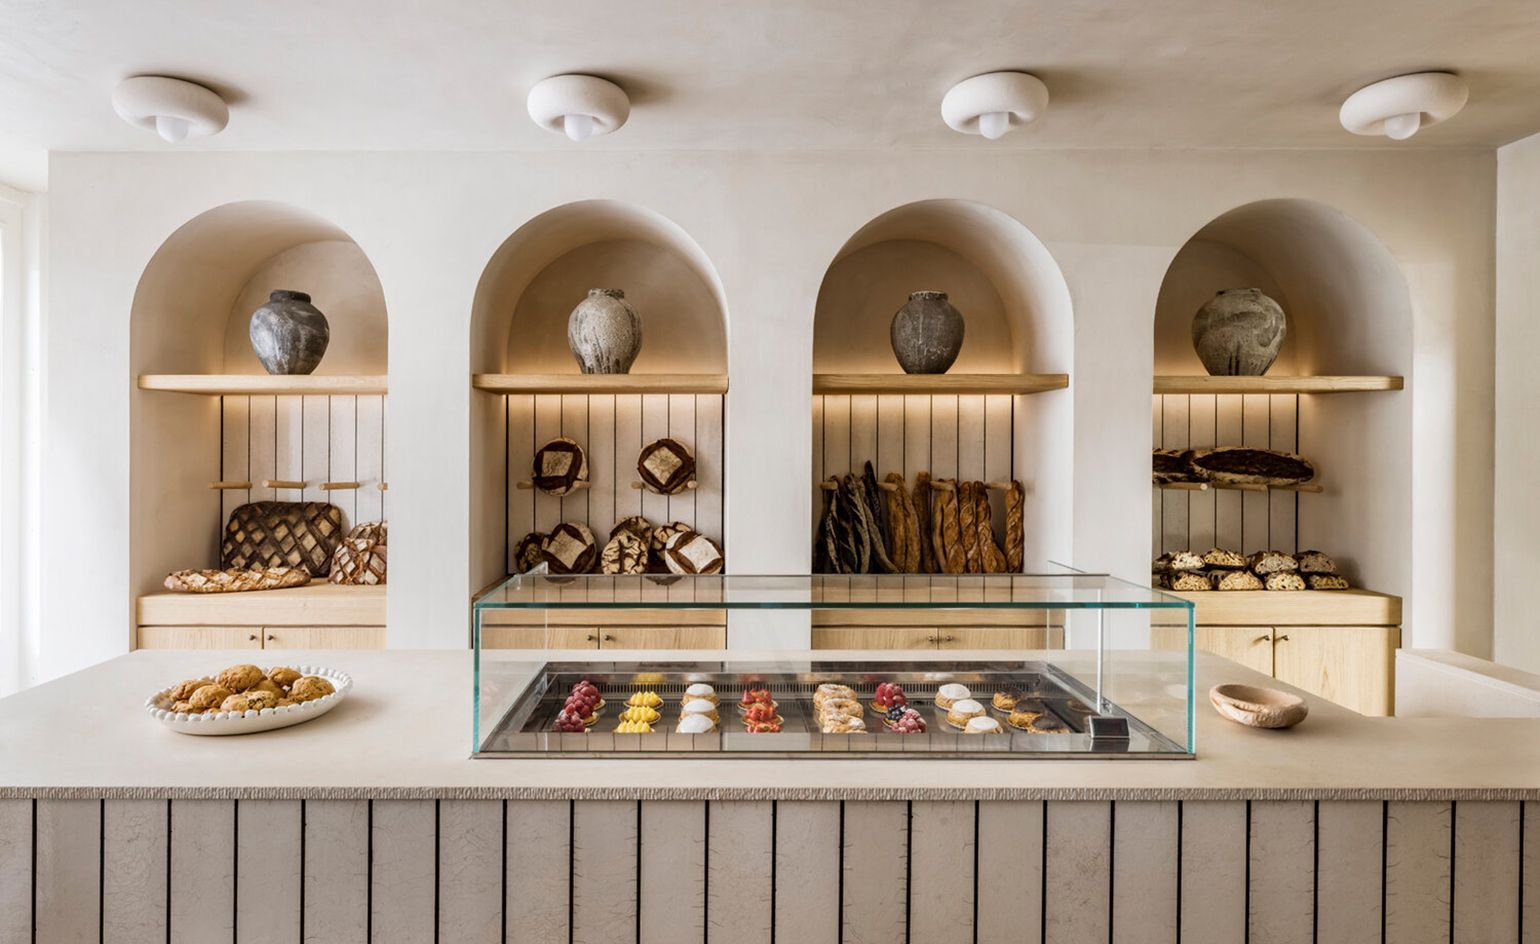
xmin=513 ymin=532 xmax=548 ymax=573
xmin=532 ymin=437 xmax=589 ymax=495
xmin=1005 ymin=480 xmax=1025 ymax=573
xmin=663 ymin=530 xmax=725 ymax=575
xmin=636 ymin=438 xmax=696 ymax=495
xmin=1188 ymin=447 xmax=1314 ymax=486
xmin=1153 ymin=449 xmax=1197 ymax=484
xmin=913 ymin=473 xmax=937 ymax=574
xmin=610 ymin=515 xmax=653 ymax=543
xmin=541 ymin=522 xmax=597 ymax=574
xmin=599 ymin=531 xmax=647 ymax=575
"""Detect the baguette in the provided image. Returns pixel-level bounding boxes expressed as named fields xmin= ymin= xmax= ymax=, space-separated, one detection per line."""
xmin=957 ymin=481 xmax=981 ymax=574
xmin=164 ymin=567 xmax=312 ymax=593
xmin=885 ymin=472 xmax=920 ymax=573
xmin=977 ymin=485 xmax=1008 ymax=574
xmin=850 ymin=475 xmax=899 ymax=574
xmin=933 ymin=480 xmax=966 ymax=574
xmin=1005 ymin=480 xmax=1025 ymax=573
xmin=914 ymin=473 xmax=937 ymax=573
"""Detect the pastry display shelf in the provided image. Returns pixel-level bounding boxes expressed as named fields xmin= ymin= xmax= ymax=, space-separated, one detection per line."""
xmin=138 ymin=374 xmax=388 ymax=396
xmin=1152 ymin=375 xmax=1402 ymax=395
xmin=472 ymin=373 xmax=728 ymax=394
xmin=812 ymin=372 xmax=1068 ymax=395
xmin=1154 ymin=481 xmax=1325 ymax=493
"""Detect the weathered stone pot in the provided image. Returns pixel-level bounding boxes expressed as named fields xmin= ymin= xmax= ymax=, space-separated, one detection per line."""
xmin=890 ymin=290 xmax=965 ymax=374
xmin=249 ymin=290 xmax=330 ymax=375
xmin=1191 ymin=288 xmax=1287 ymax=376
xmin=567 ymin=288 xmax=642 ymax=374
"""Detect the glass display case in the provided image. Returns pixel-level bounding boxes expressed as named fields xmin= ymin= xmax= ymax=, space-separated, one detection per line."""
xmin=472 ymin=574 xmax=1195 ymax=759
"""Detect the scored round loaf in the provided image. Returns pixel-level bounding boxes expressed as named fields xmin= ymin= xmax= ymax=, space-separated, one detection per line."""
xmin=636 ymin=438 xmax=696 ymax=495
xmin=513 ymin=531 xmax=548 ymax=573
xmin=663 ymin=530 xmax=725 ymax=575
xmin=599 ymin=530 xmax=648 ymax=575
xmin=609 ymin=515 xmax=653 ymax=543
xmin=540 ymin=522 xmax=598 ymax=574
xmin=531 ymin=437 xmax=589 ymax=496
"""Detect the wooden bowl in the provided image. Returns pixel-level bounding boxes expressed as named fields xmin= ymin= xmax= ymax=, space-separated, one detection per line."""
xmin=1209 ymin=683 xmax=1308 ymax=729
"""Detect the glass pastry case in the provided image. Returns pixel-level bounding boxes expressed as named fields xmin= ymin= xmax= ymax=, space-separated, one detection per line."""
xmin=472 ymin=573 xmax=1195 ymax=759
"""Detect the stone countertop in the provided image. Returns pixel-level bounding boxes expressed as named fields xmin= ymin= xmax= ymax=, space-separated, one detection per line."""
xmin=3 ymin=648 xmax=1537 ymax=801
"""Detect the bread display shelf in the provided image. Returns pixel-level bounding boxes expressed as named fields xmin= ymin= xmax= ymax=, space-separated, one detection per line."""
xmin=1152 ymin=375 xmax=1403 ymax=395
xmin=813 ymin=373 xmax=1068 ymax=395
xmin=1155 ymin=481 xmax=1325 ymax=493
xmin=138 ymin=374 xmax=389 ymax=395
xmin=473 ymin=373 xmax=728 ymax=394
xmin=1161 ymin=588 xmax=1401 ymax=626
xmin=137 ymin=582 xmax=386 ymax=627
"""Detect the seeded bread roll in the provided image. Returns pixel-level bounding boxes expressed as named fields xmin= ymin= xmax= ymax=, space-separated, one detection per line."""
xmin=1211 ymin=569 xmax=1264 ymax=591
xmin=1263 ymin=572 xmax=1307 ymax=591
xmin=1248 ymin=550 xmax=1299 ymax=575
xmin=1005 ymin=480 xmax=1025 ymax=573
xmin=1297 ymin=550 xmax=1338 ymax=575
xmin=637 ymin=438 xmax=697 ymax=495
xmin=541 ymin=522 xmax=598 ymax=574
xmin=599 ymin=531 xmax=647 ymax=575
xmin=513 ymin=532 xmax=548 ymax=573
xmin=913 ymin=473 xmax=937 ymax=574
xmin=1202 ymin=547 xmax=1247 ymax=569
xmin=1168 ymin=571 xmax=1210 ymax=592
xmin=1168 ymin=550 xmax=1206 ymax=572
xmin=663 ymin=530 xmax=725 ymax=575
xmin=1188 ymin=447 xmax=1314 ymax=486
xmin=1307 ymin=574 xmax=1350 ymax=590
xmin=531 ymin=437 xmax=589 ymax=495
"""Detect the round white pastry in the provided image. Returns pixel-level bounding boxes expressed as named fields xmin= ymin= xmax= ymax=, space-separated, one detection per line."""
xmin=937 ymin=683 xmax=971 ymax=701
xmin=685 ymin=683 xmax=715 ymax=697
xmin=677 ymin=714 xmax=716 ymax=734
xmin=950 ymin=698 xmax=984 ymax=716
xmin=681 ymin=699 xmax=716 ymax=716
xmin=966 ymin=716 xmax=1003 ymax=734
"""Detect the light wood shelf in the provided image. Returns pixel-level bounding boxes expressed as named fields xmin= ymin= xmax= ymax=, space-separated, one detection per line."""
xmin=472 ymin=373 xmax=728 ymax=395
xmin=137 ymin=582 xmax=386 ymax=627
xmin=1153 ymin=375 xmax=1402 ymax=395
xmin=812 ymin=373 xmax=1069 ymax=395
xmin=1161 ymin=588 xmax=1401 ymax=626
xmin=1155 ymin=480 xmax=1324 ymax=494
xmin=139 ymin=374 xmax=388 ymax=396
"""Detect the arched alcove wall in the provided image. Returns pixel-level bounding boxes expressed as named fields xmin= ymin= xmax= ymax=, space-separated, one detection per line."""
xmin=129 ymin=201 xmax=389 ymax=599
xmin=1152 ymin=198 xmax=1413 ymax=602
xmin=468 ymin=201 xmax=730 ymax=590
xmin=811 ymin=199 xmax=1075 ymax=571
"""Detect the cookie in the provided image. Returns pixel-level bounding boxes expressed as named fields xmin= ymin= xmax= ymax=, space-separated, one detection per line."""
xmin=189 ymin=684 xmax=232 ymax=710
xmin=268 ymin=667 xmax=302 ymax=689
xmin=216 ymin=664 xmax=264 ymax=693
xmin=167 ymin=678 xmax=212 ymax=702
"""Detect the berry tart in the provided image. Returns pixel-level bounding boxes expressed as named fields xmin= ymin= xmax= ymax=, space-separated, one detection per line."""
xmin=742 ymin=702 xmax=783 ymax=732
xmin=884 ymin=706 xmax=927 ymax=734
xmin=552 ymin=709 xmax=588 ymax=733
xmin=872 ymin=682 xmax=908 ymax=713
xmin=561 ymin=687 xmax=603 ymax=727
xmin=738 ymin=687 xmax=776 ymax=714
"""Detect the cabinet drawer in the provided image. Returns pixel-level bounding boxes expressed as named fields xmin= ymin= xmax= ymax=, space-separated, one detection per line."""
xmin=260 ymin=626 xmax=386 ymax=650
xmin=137 ymin=625 xmax=264 ymax=650
xmin=938 ymin=627 xmax=1064 ymax=649
xmin=1272 ymin=625 xmax=1399 ymax=716
xmin=1153 ymin=625 xmax=1274 ymax=676
xmin=599 ymin=627 xmax=727 ymax=649
xmin=480 ymin=627 xmax=601 ymax=649
xmin=811 ymin=627 xmax=937 ymax=650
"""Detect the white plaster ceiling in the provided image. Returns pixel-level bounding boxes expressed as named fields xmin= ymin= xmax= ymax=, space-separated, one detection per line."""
xmin=1 ymin=0 xmax=1538 ymax=189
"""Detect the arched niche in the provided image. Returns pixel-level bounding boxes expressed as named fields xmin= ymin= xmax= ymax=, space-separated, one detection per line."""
xmin=1150 ymin=198 xmax=1413 ymax=602
xmin=468 ymin=201 xmax=730 ymax=592
xmin=813 ymin=199 xmax=1072 ymax=374
xmin=470 ymin=199 xmax=727 ymax=374
xmin=810 ymin=200 xmax=1075 ymax=575
xmin=129 ymin=201 xmax=389 ymax=602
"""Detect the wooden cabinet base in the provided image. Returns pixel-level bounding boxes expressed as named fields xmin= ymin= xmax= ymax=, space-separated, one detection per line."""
xmin=1274 ymin=626 xmax=1399 ymax=717
xmin=137 ymin=625 xmax=385 ymax=650
xmin=813 ymin=627 xmax=1063 ymax=650
xmin=479 ymin=625 xmax=726 ymax=649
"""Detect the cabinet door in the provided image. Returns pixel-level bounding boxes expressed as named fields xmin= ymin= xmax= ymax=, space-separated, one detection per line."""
xmin=1272 ymin=626 xmax=1399 ymax=716
xmin=599 ymin=627 xmax=727 ymax=649
xmin=480 ymin=627 xmax=601 ymax=649
xmin=1152 ymin=624 xmax=1274 ymax=675
xmin=811 ymin=627 xmax=938 ymax=650
xmin=137 ymin=625 xmax=263 ymax=650
xmin=261 ymin=626 xmax=387 ymax=650
xmin=938 ymin=627 xmax=1064 ymax=650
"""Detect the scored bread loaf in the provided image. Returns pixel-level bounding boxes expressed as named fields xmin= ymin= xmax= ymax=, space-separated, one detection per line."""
xmin=513 ymin=532 xmax=547 ymax=573
xmin=330 ymin=522 xmax=387 ymax=585
xmin=1297 ymin=550 xmax=1338 ymax=575
xmin=850 ymin=474 xmax=899 ymax=574
xmin=1168 ymin=571 xmax=1210 ymax=592
xmin=976 ymin=485 xmax=1008 ymax=574
xmin=610 ymin=515 xmax=653 ymax=543
xmin=1202 ymin=547 xmax=1247 ymax=569
xmin=165 ymin=567 xmax=312 ymax=593
xmin=1187 ymin=447 xmax=1314 ymax=486
xmin=914 ymin=473 xmax=937 ymax=574
xmin=933 ymin=480 xmax=965 ymax=574
xmin=1168 ymin=550 xmax=1206 ymax=572
xmin=636 ymin=438 xmax=696 ymax=495
xmin=1005 ymin=480 xmax=1025 ymax=573
xmin=532 ymin=437 xmax=589 ymax=495
xmin=663 ymin=530 xmax=725 ymax=575
xmin=884 ymin=472 xmax=920 ymax=573
xmin=1263 ymin=572 xmax=1307 ymax=591
xmin=599 ymin=531 xmax=648 ymax=575
xmin=541 ymin=522 xmax=598 ymax=574
xmin=1249 ymin=551 xmax=1299 ymax=575
xmin=1153 ymin=449 xmax=1197 ymax=484
xmin=1211 ymin=569 xmax=1263 ymax=591
xmin=956 ymin=482 xmax=980 ymax=573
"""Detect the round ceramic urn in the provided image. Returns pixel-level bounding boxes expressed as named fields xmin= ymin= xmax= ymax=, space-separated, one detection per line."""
xmin=568 ymin=288 xmax=643 ymax=374
xmin=249 ymin=290 xmax=330 ymax=375
xmin=890 ymin=290 xmax=965 ymax=374
xmin=1191 ymin=288 xmax=1286 ymax=376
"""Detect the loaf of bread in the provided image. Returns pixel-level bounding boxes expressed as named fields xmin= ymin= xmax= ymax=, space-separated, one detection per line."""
xmin=976 ymin=485 xmax=1008 ymax=574
xmin=636 ymin=438 xmax=697 ymax=495
xmin=164 ymin=567 xmax=312 ymax=593
xmin=1307 ymin=574 xmax=1350 ymax=590
xmin=1168 ymin=550 xmax=1206 ymax=572
xmin=1168 ymin=571 xmax=1210 ymax=592
xmin=1211 ymin=569 xmax=1263 ymax=591
xmin=1005 ymin=480 xmax=1025 ymax=573
xmin=832 ymin=478 xmax=869 ymax=574
xmin=329 ymin=522 xmax=387 ymax=586
xmin=933 ymin=480 xmax=965 ymax=574
xmin=532 ymin=437 xmax=589 ymax=495
xmin=1188 ymin=447 xmax=1314 ymax=486
xmin=1202 ymin=547 xmax=1247 ymax=569
xmin=1263 ymin=572 xmax=1307 ymax=591
xmin=513 ymin=532 xmax=548 ymax=573
xmin=663 ymin=530 xmax=725 ymax=575
xmin=542 ymin=522 xmax=598 ymax=574
xmin=1249 ymin=550 xmax=1299 ymax=575
xmin=599 ymin=531 xmax=647 ymax=575
xmin=1297 ymin=550 xmax=1338 ymax=575
xmin=850 ymin=474 xmax=898 ymax=573
xmin=957 ymin=481 xmax=981 ymax=574
xmin=610 ymin=515 xmax=653 ymax=543
xmin=884 ymin=472 xmax=920 ymax=573
xmin=1153 ymin=448 xmax=1197 ymax=484
xmin=914 ymin=473 xmax=937 ymax=574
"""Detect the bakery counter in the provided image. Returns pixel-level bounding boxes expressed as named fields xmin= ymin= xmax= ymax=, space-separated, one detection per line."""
xmin=4 ymin=649 xmax=1535 ymax=943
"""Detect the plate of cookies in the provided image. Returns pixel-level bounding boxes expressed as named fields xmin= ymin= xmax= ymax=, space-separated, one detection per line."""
xmin=144 ymin=663 xmax=353 ymax=736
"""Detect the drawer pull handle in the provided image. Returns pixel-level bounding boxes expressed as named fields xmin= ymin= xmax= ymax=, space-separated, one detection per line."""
xmin=1275 ymin=634 xmax=1290 ymax=643
xmin=602 ymin=634 xmax=616 ymax=643
xmin=925 ymin=634 xmax=938 ymax=644
xmin=266 ymin=634 xmax=276 ymax=643
xmin=248 ymin=633 xmax=259 ymax=642
xmin=943 ymin=634 xmax=957 ymax=643
xmin=1254 ymin=634 xmax=1271 ymax=644
xmin=585 ymin=634 xmax=597 ymax=642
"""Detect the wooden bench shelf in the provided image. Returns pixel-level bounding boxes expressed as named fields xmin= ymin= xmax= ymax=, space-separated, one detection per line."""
xmin=473 ymin=373 xmax=728 ymax=394
xmin=137 ymin=582 xmax=386 ymax=627
xmin=1153 ymin=375 xmax=1402 ymax=395
xmin=138 ymin=374 xmax=388 ymax=396
xmin=812 ymin=373 xmax=1069 ymax=395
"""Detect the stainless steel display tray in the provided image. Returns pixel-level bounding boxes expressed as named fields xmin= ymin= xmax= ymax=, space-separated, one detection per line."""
xmin=476 ymin=660 xmax=1188 ymax=758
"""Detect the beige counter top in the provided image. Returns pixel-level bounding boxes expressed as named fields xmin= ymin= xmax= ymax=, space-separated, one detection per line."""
xmin=4 ymin=648 xmax=1537 ymax=801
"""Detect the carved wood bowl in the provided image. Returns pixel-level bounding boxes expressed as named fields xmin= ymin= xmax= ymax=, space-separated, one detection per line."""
xmin=1209 ymin=683 xmax=1308 ymax=729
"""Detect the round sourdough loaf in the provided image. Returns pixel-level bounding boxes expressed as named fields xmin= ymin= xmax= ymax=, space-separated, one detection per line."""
xmin=541 ymin=522 xmax=598 ymax=574
xmin=663 ymin=530 xmax=725 ymax=575
xmin=531 ymin=437 xmax=589 ymax=495
xmin=636 ymin=438 xmax=696 ymax=495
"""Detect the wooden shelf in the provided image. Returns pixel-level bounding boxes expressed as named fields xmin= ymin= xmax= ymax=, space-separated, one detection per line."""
xmin=139 ymin=375 xmax=388 ymax=396
xmin=1162 ymin=588 xmax=1401 ymax=627
xmin=137 ymin=582 xmax=386 ymax=627
xmin=473 ymin=373 xmax=728 ymax=395
xmin=1153 ymin=375 xmax=1402 ymax=395
xmin=1155 ymin=481 xmax=1324 ymax=494
xmin=812 ymin=373 xmax=1069 ymax=395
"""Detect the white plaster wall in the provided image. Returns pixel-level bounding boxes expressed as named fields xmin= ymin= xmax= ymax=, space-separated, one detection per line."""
xmin=39 ymin=148 xmax=1497 ymax=679
xmin=1495 ymin=131 xmax=1540 ymax=673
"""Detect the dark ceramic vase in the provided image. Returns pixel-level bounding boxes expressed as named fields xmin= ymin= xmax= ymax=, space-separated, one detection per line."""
xmin=568 ymin=288 xmax=643 ymax=374
xmin=249 ymin=290 xmax=330 ymax=375
xmin=1191 ymin=288 xmax=1286 ymax=376
xmin=890 ymin=290 xmax=965 ymax=374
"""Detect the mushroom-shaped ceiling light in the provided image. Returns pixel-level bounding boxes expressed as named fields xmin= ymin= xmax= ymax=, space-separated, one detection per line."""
xmin=528 ymin=74 xmax=631 ymax=142
xmin=112 ymin=75 xmax=229 ymax=143
xmin=942 ymin=71 xmax=1049 ymax=140
xmin=1339 ymin=72 xmax=1468 ymax=141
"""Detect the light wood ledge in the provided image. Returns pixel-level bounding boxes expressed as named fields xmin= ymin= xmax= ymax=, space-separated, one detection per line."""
xmin=138 ymin=374 xmax=389 ymax=395
xmin=473 ymin=373 xmax=728 ymax=394
xmin=1153 ymin=375 xmax=1403 ymax=395
xmin=137 ymin=582 xmax=386 ymax=627
xmin=813 ymin=373 xmax=1069 ymax=395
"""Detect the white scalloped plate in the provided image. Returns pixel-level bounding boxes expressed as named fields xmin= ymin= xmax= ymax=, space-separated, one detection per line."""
xmin=144 ymin=666 xmax=353 ymax=736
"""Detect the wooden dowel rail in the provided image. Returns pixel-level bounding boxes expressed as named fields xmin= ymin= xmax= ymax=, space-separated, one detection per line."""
xmin=208 ymin=481 xmax=252 ymax=490
xmin=321 ymin=481 xmax=361 ymax=490
xmin=516 ymin=480 xmax=592 ymax=491
xmin=630 ymin=480 xmax=698 ymax=490
xmin=262 ymin=479 xmax=306 ymax=490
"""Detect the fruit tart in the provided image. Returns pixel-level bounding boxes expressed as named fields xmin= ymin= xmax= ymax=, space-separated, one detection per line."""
xmin=626 ymin=690 xmax=663 ymax=709
xmin=553 ymin=709 xmax=588 ymax=733
xmin=562 ymin=691 xmax=602 ymax=726
xmin=872 ymin=681 xmax=908 ymax=713
xmin=569 ymin=679 xmax=605 ymax=711
xmin=618 ymin=705 xmax=660 ymax=724
xmin=738 ymin=687 xmax=775 ymax=712
xmin=614 ymin=719 xmax=654 ymax=733
xmin=742 ymin=702 xmax=783 ymax=729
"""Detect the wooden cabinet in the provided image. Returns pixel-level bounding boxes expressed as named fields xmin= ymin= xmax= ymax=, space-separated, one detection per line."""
xmin=1154 ymin=625 xmax=1274 ymax=675
xmin=1272 ymin=626 xmax=1399 ymax=717
xmin=261 ymin=627 xmax=387 ymax=650
xmin=599 ymin=626 xmax=727 ymax=649
xmin=136 ymin=584 xmax=387 ymax=651
xmin=940 ymin=627 xmax=1063 ymax=650
xmin=813 ymin=625 xmax=1063 ymax=651
xmin=811 ymin=626 xmax=937 ymax=650
xmin=476 ymin=609 xmax=728 ymax=650
xmin=480 ymin=627 xmax=600 ymax=649
xmin=136 ymin=626 xmax=264 ymax=650
xmin=137 ymin=624 xmax=384 ymax=650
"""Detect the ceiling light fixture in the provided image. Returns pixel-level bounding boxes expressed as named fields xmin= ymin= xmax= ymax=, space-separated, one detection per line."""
xmin=527 ymin=74 xmax=630 ymax=142
xmin=1339 ymin=72 xmax=1468 ymax=141
xmin=941 ymin=71 xmax=1049 ymax=140
xmin=111 ymin=75 xmax=229 ymax=142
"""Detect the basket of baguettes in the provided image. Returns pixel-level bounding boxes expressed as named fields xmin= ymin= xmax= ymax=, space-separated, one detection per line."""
xmin=144 ymin=663 xmax=352 ymax=736
xmin=1153 ymin=548 xmax=1350 ymax=592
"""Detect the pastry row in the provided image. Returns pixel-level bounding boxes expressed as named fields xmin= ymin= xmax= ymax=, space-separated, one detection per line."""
xmin=515 ymin=515 xmax=724 ymax=576
xmin=1152 ymin=548 xmax=1350 ymax=591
